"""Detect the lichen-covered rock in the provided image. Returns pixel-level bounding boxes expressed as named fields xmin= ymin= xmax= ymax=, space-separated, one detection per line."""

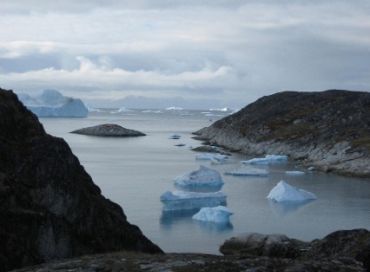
xmin=0 ymin=88 xmax=162 ymax=272
xmin=194 ymin=90 xmax=370 ymax=177
xmin=71 ymin=124 xmax=145 ymax=137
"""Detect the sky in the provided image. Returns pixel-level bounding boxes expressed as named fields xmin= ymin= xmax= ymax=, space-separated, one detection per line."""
xmin=0 ymin=0 xmax=369 ymax=108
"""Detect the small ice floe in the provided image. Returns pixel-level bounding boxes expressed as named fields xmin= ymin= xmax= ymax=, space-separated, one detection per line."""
xmin=242 ymin=154 xmax=288 ymax=165
xmin=160 ymin=190 xmax=226 ymax=211
xmin=192 ymin=206 xmax=233 ymax=224
xmin=308 ymin=166 xmax=315 ymax=171
xmin=285 ymin=170 xmax=305 ymax=176
xmin=196 ymin=153 xmax=228 ymax=162
xmin=174 ymin=166 xmax=224 ymax=191
xmin=225 ymin=166 xmax=269 ymax=177
xmin=174 ymin=143 xmax=186 ymax=147
xmin=267 ymin=181 xmax=317 ymax=203
xmin=169 ymin=134 xmax=181 ymax=139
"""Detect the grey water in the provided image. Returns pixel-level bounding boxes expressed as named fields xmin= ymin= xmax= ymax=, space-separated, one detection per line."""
xmin=40 ymin=109 xmax=370 ymax=254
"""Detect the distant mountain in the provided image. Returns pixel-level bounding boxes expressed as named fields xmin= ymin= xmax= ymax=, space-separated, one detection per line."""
xmin=86 ymin=95 xmax=236 ymax=110
xmin=194 ymin=90 xmax=370 ymax=177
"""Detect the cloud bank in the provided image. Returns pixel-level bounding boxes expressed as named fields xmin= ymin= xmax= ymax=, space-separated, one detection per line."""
xmin=0 ymin=1 xmax=369 ymax=108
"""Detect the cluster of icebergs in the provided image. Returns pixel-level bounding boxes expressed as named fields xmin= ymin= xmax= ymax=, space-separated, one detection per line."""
xmin=160 ymin=166 xmax=233 ymax=224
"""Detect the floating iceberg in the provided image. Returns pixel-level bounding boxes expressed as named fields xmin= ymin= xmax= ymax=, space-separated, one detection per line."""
xmin=209 ymin=107 xmax=230 ymax=112
xmin=225 ymin=166 xmax=269 ymax=177
xmin=196 ymin=153 xmax=228 ymax=162
xmin=285 ymin=170 xmax=305 ymax=176
xmin=242 ymin=154 xmax=288 ymax=165
xmin=192 ymin=206 xmax=233 ymax=224
xmin=267 ymin=181 xmax=317 ymax=202
xmin=160 ymin=190 xmax=226 ymax=211
xmin=18 ymin=90 xmax=88 ymax=118
xmin=174 ymin=166 xmax=224 ymax=191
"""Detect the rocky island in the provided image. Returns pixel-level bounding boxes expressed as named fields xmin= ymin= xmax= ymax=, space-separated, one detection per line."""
xmin=71 ymin=124 xmax=146 ymax=137
xmin=194 ymin=90 xmax=370 ymax=177
xmin=0 ymin=88 xmax=161 ymax=272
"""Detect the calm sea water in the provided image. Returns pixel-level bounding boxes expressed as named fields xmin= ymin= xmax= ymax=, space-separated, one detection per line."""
xmin=40 ymin=109 xmax=370 ymax=254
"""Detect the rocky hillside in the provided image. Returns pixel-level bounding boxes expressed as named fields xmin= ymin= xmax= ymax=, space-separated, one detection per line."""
xmin=195 ymin=90 xmax=370 ymax=177
xmin=0 ymin=88 xmax=162 ymax=272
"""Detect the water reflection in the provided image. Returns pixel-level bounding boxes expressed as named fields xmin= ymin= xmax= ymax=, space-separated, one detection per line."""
xmin=268 ymin=199 xmax=316 ymax=216
xmin=194 ymin=220 xmax=233 ymax=232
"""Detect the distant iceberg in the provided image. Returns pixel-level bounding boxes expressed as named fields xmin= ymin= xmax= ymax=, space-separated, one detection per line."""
xmin=267 ymin=181 xmax=317 ymax=202
xmin=18 ymin=90 xmax=88 ymax=118
xmin=174 ymin=166 xmax=224 ymax=191
xmin=242 ymin=154 xmax=288 ymax=165
xmin=225 ymin=166 xmax=269 ymax=177
xmin=285 ymin=170 xmax=305 ymax=176
xmin=160 ymin=190 xmax=226 ymax=211
xmin=192 ymin=206 xmax=233 ymax=224
xmin=209 ymin=107 xmax=230 ymax=112
xmin=165 ymin=106 xmax=183 ymax=111
xmin=196 ymin=153 xmax=228 ymax=162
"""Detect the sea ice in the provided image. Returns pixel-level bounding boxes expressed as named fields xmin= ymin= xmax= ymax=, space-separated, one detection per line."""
xmin=166 ymin=106 xmax=183 ymax=111
xmin=174 ymin=166 xmax=224 ymax=191
xmin=196 ymin=153 xmax=228 ymax=162
xmin=242 ymin=154 xmax=288 ymax=165
xmin=18 ymin=90 xmax=88 ymax=118
xmin=285 ymin=170 xmax=305 ymax=176
xmin=267 ymin=181 xmax=317 ymax=202
xmin=225 ymin=166 xmax=269 ymax=177
xmin=160 ymin=190 xmax=226 ymax=211
xmin=192 ymin=206 xmax=233 ymax=224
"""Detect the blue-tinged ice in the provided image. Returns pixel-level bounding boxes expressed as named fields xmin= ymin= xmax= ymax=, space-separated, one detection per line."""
xmin=174 ymin=166 xmax=224 ymax=191
xmin=267 ymin=181 xmax=317 ymax=202
xmin=160 ymin=190 xmax=226 ymax=211
xmin=225 ymin=166 xmax=269 ymax=177
xmin=285 ymin=170 xmax=305 ymax=176
xmin=192 ymin=206 xmax=233 ymax=224
xmin=169 ymin=134 xmax=181 ymax=139
xmin=241 ymin=154 xmax=288 ymax=165
xmin=18 ymin=90 xmax=88 ymax=118
xmin=196 ymin=153 xmax=228 ymax=162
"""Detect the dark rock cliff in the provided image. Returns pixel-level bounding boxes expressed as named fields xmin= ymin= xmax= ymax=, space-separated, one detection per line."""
xmin=0 ymin=88 xmax=162 ymax=272
xmin=195 ymin=90 xmax=370 ymax=177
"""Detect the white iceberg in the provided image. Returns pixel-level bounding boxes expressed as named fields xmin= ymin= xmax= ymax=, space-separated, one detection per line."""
xmin=18 ymin=90 xmax=88 ymax=118
xmin=165 ymin=106 xmax=183 ymax=111
xmin=242 ymin=154 xmax=288 ymax=165
xmin=225 ymin=166 xmax=269 ymax=177
xmin=196 ymin=153 xmax=228 ymax=162
xmin=174 ymin=166 xmax=224 ymax=191
xmin=209 ymin=107 xmax=230 ymax=112
xmin=285 ymin=170 xmax=305 ymax=176
xmin=192 ymin=206 xmax=233 ymax=224
xmin=267 ymin=181 xmax=317 ymax=202
xmin=160 ymin=190 xmax=226 ymax=211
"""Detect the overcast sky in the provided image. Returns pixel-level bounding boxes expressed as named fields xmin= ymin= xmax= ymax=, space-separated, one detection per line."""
xmin=0 ymin=0 xmax=369 ymax=108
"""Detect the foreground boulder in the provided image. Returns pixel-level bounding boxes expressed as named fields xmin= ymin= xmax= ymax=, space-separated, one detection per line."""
xmin=0 ymin=88 xmax=162 ymax=272
xmin=220 ymin=229 xmax=370 ymax=271
xmin=194 ymin=90 xmax=370 ymax=177
xmin=71 ymin=124 xmax=145 ymax=137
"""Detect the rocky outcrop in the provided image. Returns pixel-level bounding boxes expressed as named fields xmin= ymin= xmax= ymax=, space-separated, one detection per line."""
xmin=12 ymin=229 xmax=370 ymax=271
xmin=71 ymin=124 xmax=145 ymax=137
xmin=219 ymin=229 xmax=370 ymax=271
xmin=194 ymin=90 xmax=370 ymax=177
xmin=0 ymin=88 xmax=161 ymax=272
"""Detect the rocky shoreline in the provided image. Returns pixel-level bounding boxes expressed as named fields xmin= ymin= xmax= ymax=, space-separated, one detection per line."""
xmin=194 ymin=90 xmax=370 ymax=178
xmin=12 ymin=229 xmax=370 ymax=272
